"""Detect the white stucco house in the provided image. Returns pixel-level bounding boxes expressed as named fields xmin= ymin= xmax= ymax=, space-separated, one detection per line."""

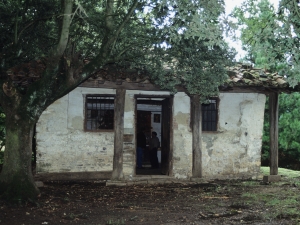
xmin=35 ymin=64 xmax=287 ymax=182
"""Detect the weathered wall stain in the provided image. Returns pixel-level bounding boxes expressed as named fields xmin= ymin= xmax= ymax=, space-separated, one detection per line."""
xmin=172 ymin=92 xmax=193 ymax=179
xmin=174 ymin=112 xmax=189 ymax=126
xmin=36 ymin=88 xmax=266 ymax=181
xmin=202 ymin=93 xmax=266 ymax=179
xmin=202 ymin=135 xmax=218 ymax=157
xmin=71 ymin=116 xmax=83 ymax=130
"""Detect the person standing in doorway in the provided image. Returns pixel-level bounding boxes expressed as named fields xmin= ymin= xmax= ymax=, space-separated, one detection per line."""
xmin=149 ymin=131 xmax=160 ymax=169
xmin=136 ymin=128 xmax=146 ymax=169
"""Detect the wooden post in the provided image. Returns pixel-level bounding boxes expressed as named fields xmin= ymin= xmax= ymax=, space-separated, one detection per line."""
xmin=191 ymin=95 xmax=202 ymax=177
xmin=161 ymin=98 xmax=172 ymax=175
xmin=111 ymin=88 xmax=125 ymax=180
xmin=269 ymin=92 xmax=279 ymax=175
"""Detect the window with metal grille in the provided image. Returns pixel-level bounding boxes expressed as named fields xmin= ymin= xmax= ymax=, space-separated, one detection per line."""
xmin=202 ymin=99 xmax=218 ymax=131
xmin=85 ymin=95 xmax=115 ymax=131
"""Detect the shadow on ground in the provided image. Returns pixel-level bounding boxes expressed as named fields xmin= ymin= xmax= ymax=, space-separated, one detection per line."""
xmin=1 ymin=177 xmax=300 ymax=224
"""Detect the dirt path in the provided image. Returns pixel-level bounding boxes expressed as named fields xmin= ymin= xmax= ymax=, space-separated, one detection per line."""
xmin=1 ymin=178 xmax=299 ymax=225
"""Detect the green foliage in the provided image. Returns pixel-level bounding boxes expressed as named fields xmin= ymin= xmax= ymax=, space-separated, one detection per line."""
xmin=0 ymin=0 xmax=61 ymax=68
xmin=232 ymin=0 xmax=300 ymax=86
xmin=279 ymin=93 xmax=300 ymax=153
xmin=0 ymin=0 xmax=235 ymax=100
xmin=146 ymin=38 xmax=234 ymax=98
xmin=232 ymin=0 xmax=279 ymax=67
xmin=262 ymin=93 xmax=300 ymax=168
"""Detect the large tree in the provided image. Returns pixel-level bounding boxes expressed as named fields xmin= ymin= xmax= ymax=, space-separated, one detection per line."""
xmin=0 ymin=0 xmax=234 ymax=201
xmin=232 ymin=0 xmax=280 ymax=67
xmin=232 ymin=0 xmax=300 ymax=86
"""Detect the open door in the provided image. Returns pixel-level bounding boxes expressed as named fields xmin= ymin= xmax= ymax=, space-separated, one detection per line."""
xmin=135 ymin=96 xmax=172 ymax=175
xmin=161 ymin=98 xmax=172 ymax=175
xmin=136 ymin=110 xmax=152 ymax=164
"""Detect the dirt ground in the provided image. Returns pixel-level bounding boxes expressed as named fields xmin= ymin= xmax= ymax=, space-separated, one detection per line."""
xmin=0 ymin=178 xmax=300 ymax=225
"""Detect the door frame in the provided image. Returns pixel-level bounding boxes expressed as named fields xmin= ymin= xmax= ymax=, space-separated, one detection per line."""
xmin=134 ymin=94 xmax=173 ymax=176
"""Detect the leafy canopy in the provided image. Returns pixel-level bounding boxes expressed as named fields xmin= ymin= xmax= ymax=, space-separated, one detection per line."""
xmin=232 ymin=0 xmax=300 ymax=87
xmin=0 ymin=0 xmax=235 ymax=102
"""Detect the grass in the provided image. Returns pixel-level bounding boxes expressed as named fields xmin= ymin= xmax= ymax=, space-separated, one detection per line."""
xmin=241 ymin=180 xmax=259 ymax=186
xmin=260 ymin=166 xmax=300 ymax=178
xmin=106 ymin=219 xmax=125 ymax=225
xmin=239 ymin=167 xmax=300 ymax=221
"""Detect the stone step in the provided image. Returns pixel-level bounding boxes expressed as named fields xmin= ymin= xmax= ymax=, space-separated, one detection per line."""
xmin=106 ymin=176 xmax=196 ymax=186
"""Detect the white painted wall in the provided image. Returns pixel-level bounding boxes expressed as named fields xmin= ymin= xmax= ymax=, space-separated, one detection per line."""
xmin=172 ymin=92 xmax=193 ymax=179
xmin=201 ymin=93 xmax=266 ymax=179
xmin=36 ymin=87 xmax=266 ymax=180
xmin=36 ymin=87 xmax=116 ymax=173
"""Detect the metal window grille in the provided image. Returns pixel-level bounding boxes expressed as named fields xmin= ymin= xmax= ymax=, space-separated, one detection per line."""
xmin=202 ymin=99 xmax=217 ymax=131
xmin=85 ymin=95 xmax=114 ymax=131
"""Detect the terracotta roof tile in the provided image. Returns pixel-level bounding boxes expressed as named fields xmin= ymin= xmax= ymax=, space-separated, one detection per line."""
xmin=225 ymin=63 xmax=288 ymax=89
xmin=5 ymin=60 xmax=292 ymax=91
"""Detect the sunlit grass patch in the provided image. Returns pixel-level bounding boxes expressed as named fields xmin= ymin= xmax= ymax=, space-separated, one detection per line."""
xmin=261 ymin=167 xmax=300 ymax=178
xmin=240 ymin=177 xmax=300 ymax=221
xmin=241 ymin=180 xmax=259 ymax=186
xmin=106 ymin=219 xmax=126 ymax=225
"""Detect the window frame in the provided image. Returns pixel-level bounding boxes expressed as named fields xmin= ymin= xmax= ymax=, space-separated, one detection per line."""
xmin=201 ymin=97 xmax=219 ymax=132
xmin=84 ymin=94 xmax=115 ymax=132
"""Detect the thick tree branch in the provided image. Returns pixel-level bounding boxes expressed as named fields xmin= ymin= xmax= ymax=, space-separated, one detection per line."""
xmin=102 ymin=0 xmax=139 ymax=57
xmin=80 ymin=0 xmax=139 ymax=80
xmin=19 ymin=0 xmax=74 ymax=116
xmin=105 ymin=0 xmax=115 ymax=32
xmin=56 ymin=0 xmax=73 ymax=57
xmin=111 ymin=0 xmax=139 ymax=46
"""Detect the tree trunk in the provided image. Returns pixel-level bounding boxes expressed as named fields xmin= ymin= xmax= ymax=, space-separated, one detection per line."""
xmin=0 ymin=114 xmax=39 ymax=201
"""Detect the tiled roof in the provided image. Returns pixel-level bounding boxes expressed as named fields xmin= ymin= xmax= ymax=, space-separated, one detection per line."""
xmin=5 ymin=60 xmax=291 ymax=91
xmin=225 ymin=63 xmax=288 ymax=89
xmin=89 ymin=63 xmax=292 ymax=92
xmin=93 ymin=63 xmax=290 ymax=89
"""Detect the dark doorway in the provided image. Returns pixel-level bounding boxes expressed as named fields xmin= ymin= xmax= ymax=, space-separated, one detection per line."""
xmin=135 ymin=97 xmax=172 ymax=175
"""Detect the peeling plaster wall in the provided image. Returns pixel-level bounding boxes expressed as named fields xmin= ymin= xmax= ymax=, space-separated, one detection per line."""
xmin=36 ymin=87 xmax=265 ymax=180
xmin=36 ymin=88 xmax=174 ymax=176
xmin=201 ymin=93 xmax=266 ymax=179
xmin=172 ymin=92 xmax=193 ymax=179
xmin=36 ymin=87 xmax=116 ymax=173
